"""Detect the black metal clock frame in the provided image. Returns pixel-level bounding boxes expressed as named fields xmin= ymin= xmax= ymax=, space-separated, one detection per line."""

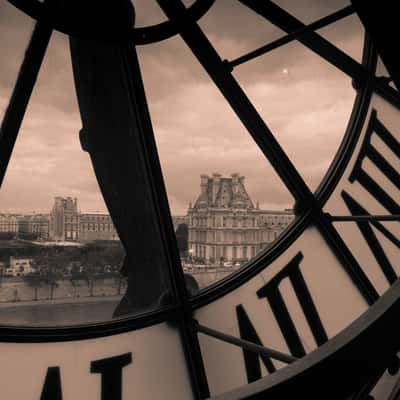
xmin=0 ymin=1 xmax=399 ymax=399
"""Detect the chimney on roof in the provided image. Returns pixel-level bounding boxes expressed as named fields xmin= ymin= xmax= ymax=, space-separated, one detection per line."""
xmin=212 ymin=173 xmax=221 ymax=204
xmin=200 ymin=174 xmax=209 ymax=195
xmin=231 ymin=173 xmax=239 ymax=193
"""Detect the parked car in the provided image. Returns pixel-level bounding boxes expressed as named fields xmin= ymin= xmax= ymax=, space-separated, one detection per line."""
xmin=223 ymin=261 xmax=232 ymax=267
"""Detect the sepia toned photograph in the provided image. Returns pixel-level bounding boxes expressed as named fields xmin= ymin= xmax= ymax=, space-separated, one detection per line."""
xmin=0 ymin=0 xmax=399 ymax=398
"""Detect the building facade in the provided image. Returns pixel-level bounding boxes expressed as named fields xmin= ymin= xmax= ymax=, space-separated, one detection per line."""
xmin=49 ymin=197 xmax=118 ymax=242
xmin=79 ymin=213 xmax=118 ymax=241
xmin=50 ymin=197 xmax=79 ymax=241
xmin=0 ymin=214 xmax=19 ymax=234
xmin=188 ymin=173 xmax=294 ymax=264
xmin=18 ymin=214 xmax=50 ymax=239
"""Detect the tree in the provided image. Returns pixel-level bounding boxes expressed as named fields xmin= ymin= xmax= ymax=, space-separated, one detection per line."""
xmin=18 ymin=232 xmax=39 ymax=241
xmin=37 ymin=263 xmax=62 ymax=300
xmin=110 ymin=271 xmax=126 ymax=295
xmin=175 ymin=224 xmax=188 ymax=256
xmin=46 ymin=269 xmax=61 ymax=300
xmin=0 ymin=232 xmax=15 ymax=240
xmin=23 ymin=272 xmax=43 ymax=301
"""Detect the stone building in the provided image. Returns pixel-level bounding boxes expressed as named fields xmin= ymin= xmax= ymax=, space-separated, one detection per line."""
xmin=49 ymin=197 xmax=118 ymax=242
xmin=0 ymin=214 xmax=19 ymax=234
xmin=50 ymin=197 xmax=79 ymax=241
xmin=18 ymin=214 xmax=50 ymax=239
xmin=0 ymin=213 xmax=50 ymax=240
xmin=188 ymin=173 xmax=294 ymax=264
xmin=79 ymin=212 xmax=118 ymax=241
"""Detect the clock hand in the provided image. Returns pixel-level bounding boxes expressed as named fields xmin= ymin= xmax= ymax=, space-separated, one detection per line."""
xmin=69 ymin=0 xmax=170 ymax=315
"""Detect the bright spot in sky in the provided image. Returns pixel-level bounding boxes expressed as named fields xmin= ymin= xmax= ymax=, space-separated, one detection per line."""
xmin=282 ymin=68 xmax=289 ymax=74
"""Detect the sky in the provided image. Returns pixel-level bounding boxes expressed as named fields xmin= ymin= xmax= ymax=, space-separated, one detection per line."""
xmin=0 ymin=0 xmax=364 ymax=214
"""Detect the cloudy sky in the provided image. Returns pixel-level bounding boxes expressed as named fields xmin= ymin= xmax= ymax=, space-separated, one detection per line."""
xmin=0 ymin=0 xmax=364 ymax=214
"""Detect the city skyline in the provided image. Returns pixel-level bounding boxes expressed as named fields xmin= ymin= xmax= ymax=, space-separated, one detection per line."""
xmin=0 ymin=172 xmax=293 ymax=215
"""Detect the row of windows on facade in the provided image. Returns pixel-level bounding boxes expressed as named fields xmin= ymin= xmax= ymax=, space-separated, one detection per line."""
xmin=63 ymin=231 xmax=119 ymax=241
xmin=187 ymin=174 xmax=295 ymax=263
xmin=53 ymin=219 xmax=119 ymax=241
xmin=190 ymin=214 xmax=293 ymax=228
xmin=63 ymin=215 xmax=112 ymax=223
xmin=189 ymin=229 xmax=280 ymax=243
xmin=50 ymin=197 xmax=120 ymax=241
xmin=0 ymin=215 xmax=117 ymax=238
xmin=0 ymin=216 xmax=47 ymax=233
xmin=63 ymin=223 xmax=116 ymax=232
xmin=193 ymin=244 xmax=262 ymax=261
xmin=0 ymin=196 xmax=119 ymax=242
xmin=0 ymin=220 xmax=18 ymax=232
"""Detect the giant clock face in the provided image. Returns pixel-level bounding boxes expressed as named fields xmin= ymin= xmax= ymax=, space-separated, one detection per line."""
xmin=0 ymin=1 xmax=399 ymax=399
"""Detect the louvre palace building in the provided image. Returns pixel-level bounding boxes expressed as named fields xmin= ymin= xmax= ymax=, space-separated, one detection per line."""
xmin=50 ymin=197 xmax=119 ymax=242
xmin=0 ymin=198 xmax=119 ymax=242
xmin=188 ymin=173 xmax=294 ymax=263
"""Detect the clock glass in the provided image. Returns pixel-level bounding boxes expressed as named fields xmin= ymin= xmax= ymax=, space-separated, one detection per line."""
xmin=0 ymin=1 xmax=35 ymax=122
xmin=140 ymin=0 xmax=367 ymax=293
xmin=0 ymin=0 xmax=179 ymax=326
xmin=0 ymin=0 xmax=399 ymax=399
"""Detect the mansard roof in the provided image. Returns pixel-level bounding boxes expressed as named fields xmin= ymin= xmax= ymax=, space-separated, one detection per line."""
xmin=193 ymin=173 xmax=254 ymax=209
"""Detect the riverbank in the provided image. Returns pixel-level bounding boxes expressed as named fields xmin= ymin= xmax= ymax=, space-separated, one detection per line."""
xmin=0 ymin=294 xmax=122 ymax=308
xmin=0 ymin=276 xmax=126 ymax=303
xmin=0 ymin=267 xmax=239 ymax=325
xmin=0 ymin=297 xmax=122 ymax=325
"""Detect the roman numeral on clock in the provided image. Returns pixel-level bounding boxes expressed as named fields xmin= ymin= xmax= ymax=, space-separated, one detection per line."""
xmin=256 ymin=253 xmax=327 ymax=358
xmin=341 ymin=191 xmax=399 ymax=285
xmin=340 ymin=108 xmax=399 ymax=289
xmin=235 ymin=253 xmax=327 ymax=383
xmin=348 ymin=109 xmax=400 ymax=215
xmin=236 ymin=304 xmax=276 ymax=382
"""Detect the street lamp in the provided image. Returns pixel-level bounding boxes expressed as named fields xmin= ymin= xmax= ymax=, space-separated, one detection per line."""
xmin=188 ymin=248 xmax=194 ymax=269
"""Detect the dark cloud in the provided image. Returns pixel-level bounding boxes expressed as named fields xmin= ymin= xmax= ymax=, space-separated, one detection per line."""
xmin=0 ymin=0 xmax=364 ymax=214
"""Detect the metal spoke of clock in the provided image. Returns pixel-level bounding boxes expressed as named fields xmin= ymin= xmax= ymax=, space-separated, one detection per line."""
xmin=227 ymin=5 xmax=355 ymax=70
xmin=237 ymin=0 xmax=400 ymax=111
xmin=349 ymin=368 xmax=386 ymax=400
xmin=119 ymin=47 xmax=212 ymax=400
xmin=68 ymin=2 xmax=210 ymax=397
xmin=121 ymin=53 xmax=212 ymax=400
xmin=0 ymin=18 xmax=52 ymax=188
xmin=315 ymin=215 xmax=379 ymax=305
xmin=351 ymin=1 xmax=400 ymax=93
xmin=193 ymin=320 xmax=297 ymax=364
xmin=388 ymin=377 xmax=400 ymax=400
xmin=237 ymin=0 xmax=364 ymax=77
xmin=156 ymin=0 xmax=382 ymax=308
xmin=328 ymin=215 xmax=400 ymax=249
xmin=156 ymin=0 xmax=316 ymax=209
xmin=155 ymin=1 xmax=378 ymax=316
xmin=327 ymin=214 xmax=400 ymax=222
xmin=373 ymin=82 xmax=400 ymax=111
